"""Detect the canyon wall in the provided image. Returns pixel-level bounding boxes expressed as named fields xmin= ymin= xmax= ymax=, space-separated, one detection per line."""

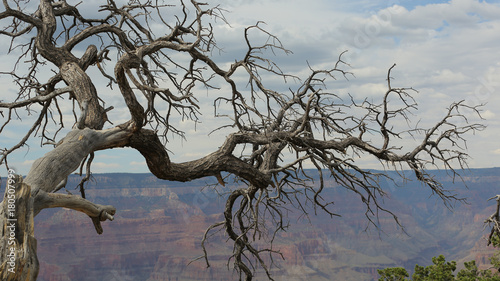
xmin=1 ymin=168 xmax=499 ymax=280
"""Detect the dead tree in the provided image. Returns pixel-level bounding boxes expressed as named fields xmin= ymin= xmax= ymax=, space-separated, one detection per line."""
xmin=486 ymin=195 xmax=500 ymax=247
xmin=0 ymin=1 xmax=484 ymax=280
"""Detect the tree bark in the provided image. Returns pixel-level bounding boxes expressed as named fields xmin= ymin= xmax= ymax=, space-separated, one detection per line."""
xmin=0 ymin=1 xmax=484 ymax=280
xmin=60 ymin=60 xmax=107 ymax=130
xmin=0 ymin=176 xmax=39 ymax=281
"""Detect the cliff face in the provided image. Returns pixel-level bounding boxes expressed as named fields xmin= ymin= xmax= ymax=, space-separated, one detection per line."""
xmin=2 ymin=168 xmax=499 ymax=281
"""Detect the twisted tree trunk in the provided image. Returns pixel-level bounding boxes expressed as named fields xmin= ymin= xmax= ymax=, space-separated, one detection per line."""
xmin=0 ymin=1 xmax=484 ymax=280
xmin=0 ymin=127 xmax=127 ymax=280
xmin=0 ymin=175 xmax=38 ymax=281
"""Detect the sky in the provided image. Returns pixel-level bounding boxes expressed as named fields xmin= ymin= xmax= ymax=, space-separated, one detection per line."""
xmin=1 ymin=0 xmax=500 ymax=177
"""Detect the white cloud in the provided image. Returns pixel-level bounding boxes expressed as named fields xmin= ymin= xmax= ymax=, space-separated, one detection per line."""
xmin=482 ymin=110 xmax=496 ymax=120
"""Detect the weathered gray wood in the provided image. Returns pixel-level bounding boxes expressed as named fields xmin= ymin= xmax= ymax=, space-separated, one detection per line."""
xmin=0 ymin=176 xmax=39 ymax=281
xmin=0 ymin=1 xmax=483 ymax=280
xmin=24 ymin=126 xmax=132 ymax=194
xmin=60 ymin=61 xmax=106 ymax=129
xmin=34 ymin=190 xmax=116 ymax=234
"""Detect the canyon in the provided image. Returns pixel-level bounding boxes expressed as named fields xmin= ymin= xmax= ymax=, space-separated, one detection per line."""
xmin=2 ymin=168 xmax=499 ymax=280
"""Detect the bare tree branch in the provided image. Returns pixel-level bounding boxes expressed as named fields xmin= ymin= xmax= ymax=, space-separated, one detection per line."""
xmin=0 ymin=1 xmax=484 ymax=280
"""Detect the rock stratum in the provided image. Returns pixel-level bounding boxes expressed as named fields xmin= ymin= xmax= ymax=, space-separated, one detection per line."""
xmin=1 ymin=168 xmax=499 ymax=281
